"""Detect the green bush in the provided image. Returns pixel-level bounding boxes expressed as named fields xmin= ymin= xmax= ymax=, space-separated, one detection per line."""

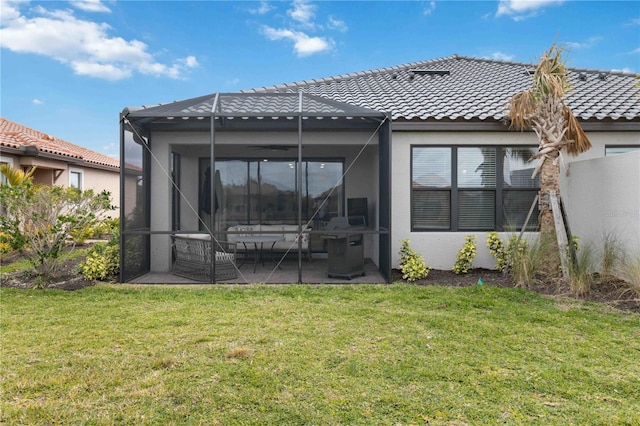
xmin=0 ymin=180 xmax=115 ymax=287
xmin=79 ymin=237 xmax=119 ymax=282
xmin=486 ymin=231 xmax=508 ymax=272
xmin=399 ymin=239 xmax=431 ymax=281
xmin=452 ymin=235 xmax=476 ymax=274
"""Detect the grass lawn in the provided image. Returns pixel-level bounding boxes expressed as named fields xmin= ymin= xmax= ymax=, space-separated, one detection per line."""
xmin=1 ymin=284 xmax=639 ymax=425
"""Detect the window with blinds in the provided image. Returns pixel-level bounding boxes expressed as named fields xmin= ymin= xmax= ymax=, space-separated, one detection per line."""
xmin=411 ymin=146 xmax=539 ymax=232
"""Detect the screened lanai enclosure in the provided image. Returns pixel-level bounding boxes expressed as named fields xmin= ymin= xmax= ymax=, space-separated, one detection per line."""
xmin=119 ymin=92 xmax=391 ymax=284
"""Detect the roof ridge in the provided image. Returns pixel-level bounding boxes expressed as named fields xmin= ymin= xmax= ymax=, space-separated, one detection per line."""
xmin=455 ymin=54 xmax=639 ymax=76
xmin=248 ymin=54 xmax=461 ymax=92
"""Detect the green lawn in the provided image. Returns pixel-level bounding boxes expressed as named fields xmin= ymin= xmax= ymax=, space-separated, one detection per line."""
xmin=1 ymin=284 xmax=639 ymax=425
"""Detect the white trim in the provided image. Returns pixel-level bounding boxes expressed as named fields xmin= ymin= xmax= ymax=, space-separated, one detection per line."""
xmin=0 ymin=156 xmax=13 ymax=185
xmin=69 ymin=167 xmax=84 ymax=189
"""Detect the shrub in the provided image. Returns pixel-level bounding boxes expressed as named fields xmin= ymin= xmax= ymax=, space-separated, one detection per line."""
xmin=399 ymin=239 xmax=431 ymax=281
xmin=452 ymin=235 xmax=476 ymax=275
xmin=79 ymin=235 xmax=119 ymax=282
xmin=507 ymin=236 xmax=551 ymax=288
xmin=0 ymin=182 xmax=114 ymax=287
xmin=486 ymin=231 xmax=508 ymax=272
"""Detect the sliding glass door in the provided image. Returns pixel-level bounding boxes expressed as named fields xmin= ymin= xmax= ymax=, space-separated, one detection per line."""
xmin=199 ymin=158 xmax=343 ymax=230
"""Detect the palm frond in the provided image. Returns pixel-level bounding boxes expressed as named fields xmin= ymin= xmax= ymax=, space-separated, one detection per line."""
xmin=508 ymin=90 xmax=537 ymax=130
xmin=0 ymin=164 xmax=36 ymax=186
xmin=563 ymin=106 xmax=592 ymax=155
xmin=533 ymin=44 xmax=571 ymax=98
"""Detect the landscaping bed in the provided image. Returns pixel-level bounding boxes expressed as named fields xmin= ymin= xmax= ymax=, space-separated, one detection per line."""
xmin=2 ymin=248 xmax=639 ymax=312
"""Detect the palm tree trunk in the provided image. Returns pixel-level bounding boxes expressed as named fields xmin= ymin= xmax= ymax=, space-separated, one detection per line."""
xmin=533 ymin=95 xmax=565 ymax=277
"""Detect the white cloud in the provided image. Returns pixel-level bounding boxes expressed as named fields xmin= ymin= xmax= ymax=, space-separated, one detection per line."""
xmin=566 ymin=36 xmax=602 ymax=50
xmin=71 ymin=0 xmax=111 ymax=13
xmin=32 ymin=98 xmax=44 ymax=105
xmin=256 ymin=1 xmax=342 ymax=57
xmin=262 ymin=26 xmax=333 ymax=56
xmin=486 ymin=51 xmax=514 ymax=61
xmin=0 ymin=2 xmax=197 ymax=80
xmin=327 ymin=16 xmax=347 ymax=33
xmin=496 ymin=0 xmax=564 ymax=20
xmin=248 ymin=1 xmax=273 ymax=15
xmin=287 ymin=0 xmax=317 ymax=28
xmin=423 ymin=1 xmax=436 ymax=16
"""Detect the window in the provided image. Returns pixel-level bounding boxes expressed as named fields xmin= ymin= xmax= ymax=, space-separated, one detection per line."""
xmin=0 ymin=157 xmax=13 ymax=185
xmin=200 ymin=158 xmax=344 ymax=229
xmin=411 ymin=146 xmax=539 ymax=232
xmin=605 ymin=146 xmax=640 ymax=156
xmin=69 ymin=168 xmax=83 ymax=189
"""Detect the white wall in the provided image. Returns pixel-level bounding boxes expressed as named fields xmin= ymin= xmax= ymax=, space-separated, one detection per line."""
xmin=391 ymin=130 xmax=639 ymax=270
xmin=562 ymin=150 xmax=640 ymax=261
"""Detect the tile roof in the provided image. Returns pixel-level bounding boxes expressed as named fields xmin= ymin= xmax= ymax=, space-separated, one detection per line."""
xmin=0 ymin=117 xmax=120 ymax=169
xmin=244 ymin=55 xmax=640 ymax=123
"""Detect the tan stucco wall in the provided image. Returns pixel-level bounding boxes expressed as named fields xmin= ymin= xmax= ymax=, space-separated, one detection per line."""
xmin=1 ymin=153 xmax=119 ymax=217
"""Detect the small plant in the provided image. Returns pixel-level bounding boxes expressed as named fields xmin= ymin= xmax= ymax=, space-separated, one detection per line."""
xmin=452 ymin=235 xmax=476 ymax=275
xmin=508 ymin=236 xmax=545 ymax=288
xmin=79 ymin=234 xmax=119 ymax=282
xmin=486 ymin=231 xmax=508 ymax=272
xmin=617 ymin=254 xmax=640 ymax=298
xmin=599 ymin=232 xmax=624 ymax=280
xmin=399 ymin=239 xmax=431 ymax=281
xmin=567 ymin=238 xmax=595 ymax=296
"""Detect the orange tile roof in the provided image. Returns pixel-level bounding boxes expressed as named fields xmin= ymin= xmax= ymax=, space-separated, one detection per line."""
xmin=0 ymin=117 xmax=119 ymax=169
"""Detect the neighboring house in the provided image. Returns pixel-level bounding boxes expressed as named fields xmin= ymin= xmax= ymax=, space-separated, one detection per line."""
xmin=120 ymin=55 xmax=639 ymax=284
xmin=0 ymin=117 xmax=120 ymax=214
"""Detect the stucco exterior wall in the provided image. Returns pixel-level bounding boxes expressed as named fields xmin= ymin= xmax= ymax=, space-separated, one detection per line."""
xmin=390 ymin=130 xmax=639 ymax=270
xmin=562 ymin=150 xmax=640 ymax=260
xmin=1 ymin=152 xmax=119 ymax=217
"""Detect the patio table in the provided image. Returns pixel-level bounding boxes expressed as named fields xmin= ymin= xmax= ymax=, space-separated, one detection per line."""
xmin=232 ymin=235 xmax=285 ymax=273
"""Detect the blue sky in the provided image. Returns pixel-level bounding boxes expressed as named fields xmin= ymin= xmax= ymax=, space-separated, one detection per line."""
xmin=1 ymin=0 xmax=638 ymax=158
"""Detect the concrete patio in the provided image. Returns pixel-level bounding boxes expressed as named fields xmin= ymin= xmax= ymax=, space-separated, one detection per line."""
xmin=129 ymin=257 xmax=388 ymax=285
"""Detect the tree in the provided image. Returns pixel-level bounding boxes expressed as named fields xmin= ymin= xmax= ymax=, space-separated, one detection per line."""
xmin=0 ymin=174 xmax=114 ymax=287
xmin=507 ymin=44 xmax=592 ymax=277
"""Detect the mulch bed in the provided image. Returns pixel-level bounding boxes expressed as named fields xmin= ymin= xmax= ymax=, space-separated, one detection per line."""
xmin=392 ymin=268 xmax=640 ymax=313
xmin=2 ymin=248 xmax=638 ymax=313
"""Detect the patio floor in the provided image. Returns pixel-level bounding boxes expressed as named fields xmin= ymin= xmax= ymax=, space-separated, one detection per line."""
xmin=129 ymin=257 xmax=388 ymax=285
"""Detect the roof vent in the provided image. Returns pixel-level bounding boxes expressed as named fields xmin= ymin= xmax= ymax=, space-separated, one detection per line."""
xmin=578 ymin=73 xmax=587 ymax=81
xmin=409 ymin=69 xmax=450 ymax=76
xmin=598 ymin=73 xmax=608 ymax=81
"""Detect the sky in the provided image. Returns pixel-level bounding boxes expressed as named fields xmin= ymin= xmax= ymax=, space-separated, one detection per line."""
xmin=1 ymin=0 xmax=639 ymax=158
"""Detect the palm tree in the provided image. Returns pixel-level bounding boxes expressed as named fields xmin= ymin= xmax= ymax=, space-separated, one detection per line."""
xmin=507 ymin=44 xmax=592 ymax=277
xmin=0 ymin=164 xmax=36 ymax=186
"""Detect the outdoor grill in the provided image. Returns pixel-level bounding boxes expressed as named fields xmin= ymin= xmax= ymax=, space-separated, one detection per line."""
xmin=321 ymin=216 xmax=366 ymax=279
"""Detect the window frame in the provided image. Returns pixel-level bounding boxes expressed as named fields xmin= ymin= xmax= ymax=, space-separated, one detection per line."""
xmin=410 ymin=145 xmax=539 ymax=232
xmin=605 ymin=145 xmax=640 ymax=156
xmin=0 ymin=156 xmax=13 ymax=185
xmin=69 ymin=168 xmax=84 ymax=190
